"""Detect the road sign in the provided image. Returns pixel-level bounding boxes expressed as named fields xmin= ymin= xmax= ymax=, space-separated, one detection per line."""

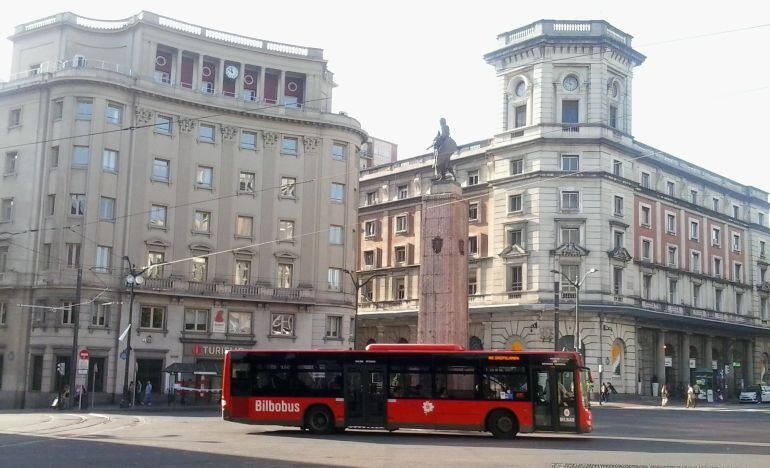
xmin=79 ymin=349 xmax=90 ymax=361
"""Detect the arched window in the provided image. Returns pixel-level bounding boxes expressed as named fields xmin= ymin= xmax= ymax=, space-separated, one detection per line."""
xmin=469 ymin=336 xmax=483 ymax=350
xmin=611 ymin=339 xmax=626 ymax=376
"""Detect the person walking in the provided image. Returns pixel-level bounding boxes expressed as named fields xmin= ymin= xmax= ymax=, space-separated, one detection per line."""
xmin=599 ymin=383 xmax=609 ymax=405
xmin=144 ymin=380 xmax=153 ymax=406
xmin=134 ymin=380 xmax=142 ymax=406
xmin=686 ymin=384 xmax=695 ymax=408
xmin=661 ymin=384 xmax=669 ymax=407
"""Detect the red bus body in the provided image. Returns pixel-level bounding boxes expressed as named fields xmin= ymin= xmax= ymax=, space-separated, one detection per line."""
xmin=222 ymin=344 xmax=592 ymax=437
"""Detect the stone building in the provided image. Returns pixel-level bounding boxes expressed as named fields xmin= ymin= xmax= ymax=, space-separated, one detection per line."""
xmin=356 ymin=20 xmax=770 ymax=397
xmin=0 ymin=11 xmax=366 ymax=408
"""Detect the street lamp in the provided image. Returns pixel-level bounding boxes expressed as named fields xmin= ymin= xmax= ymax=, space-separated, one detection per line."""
xmin=120 ymin=256 xmax=147 ymax=408
xmin=550 ymin=268 xmax=597 ymax=353
xmin=342 ymin=269 xmax=384 ymax=349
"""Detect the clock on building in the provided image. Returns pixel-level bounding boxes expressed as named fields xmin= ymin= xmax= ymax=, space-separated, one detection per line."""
xmin=514 ymin=81 xmax=526 ymax=98
xmin=225 ymin=65 xmax=239 ymax=79
xmin=563 ymin=75 xmax=579 ymax=92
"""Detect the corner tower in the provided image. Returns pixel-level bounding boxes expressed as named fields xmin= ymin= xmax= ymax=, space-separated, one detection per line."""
xmin=484 ymin=20 xmax=645 ymax=137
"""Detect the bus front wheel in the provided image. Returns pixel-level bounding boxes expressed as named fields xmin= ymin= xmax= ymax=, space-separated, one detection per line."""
xmin=305 ymin=406 xmax=334 ymax=435
xmin=487 ymin=410 xmax=518 ymax=439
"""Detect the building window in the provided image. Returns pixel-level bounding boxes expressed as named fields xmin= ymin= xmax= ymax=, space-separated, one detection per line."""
xmin=31 ymin=355 xmax=43 ymax=391
xmin=761 ymin=298 xmax=768 ymax=320
xmin=759 ymin=213 xmax=765 ymax=226
xmin=613 ymin=160 xmax=622 ymax=177
xmin=196 ymin=166 xmax=213 ymax=189
xmin=641 ymin=172 xmax=650 ymax=188
xmin=154 ymin=115 xmax=172 ymax=134
xmin=690 ymin=190 xmax=698 ymax=204
xmin=561 ymin=191 xmax=579 ymax=210
xmin=277 ymin=263 xmax=293 ymax=288
xmin=326 ymin=315 xmax=342 ymax=338
xmin=733 ymin=205 xmax=740 ymax=219
xmin=0 ymin=247 xmax=7 ymax=274
xmin=607 ymin=106 xmax=617 ymax=129
xmin=95 ymin=246 xmax=111 ymax=272
xmin=191 ymin=253 xmax=208 ymax=282
xmin=236 ymin=216 xmax=253 ymax=237
xmin=642 ymin=274 xmax=652 ymax=299
xmin=712 ymin=198 xmax=720 ymax=212
xmin=711 ymin=227 xmax=721 ymax=246
xmin=66 ymin=243 xmax=81 ymax=267
xmin=1 ymin=198 xmax=13 ymax=222
xmin=468 ymin=236 xmax=478 ymax=256
xmin=70 ymin=193 xmax=86 ymax=215
xmin=467 ymin=170 xmax=479 ymax=186
xmin=46 ymin=195 xmax=55 ymax=216
xmin=50 ymin=146 xmax=59 ymax=167
xmin=150 ymin=204 xmax=167 ymax=228
xmin=690 ymin=221 xmax=699 ymax=240
xmin=228 ymin=311 xmax=252 ymax=335
xmin=393 ymin=185 xmax=407 ymax=200
xmin=715 ymin=289 xmax=723 ymax=312
xmin=364 ymin=221 xmax=376 ymax=238
xmin=614 ymin=196 xmax=623 ymax=216
xmin=278 ymin=220 xmax=295 ymax=241
xmin=328 ymin=268 xmax=342 ymax=291
xmin=52 ymin=100 xmax=63 ymax=120
xmin=394 ymin=278 xmax=406 ymax=300
xmin=665 ymin=213 xmax=676 ymax=234
xmin=152 ymin=158 xmax=170 ymax=182
xmin=561 ymin=100 xmax=579 ymax=124
xmin=184 ymin=309 xmax=208 ymax=332
xmin=734 ymin=263 xmax=742 ymax=282
xmin=91 ymin=303 xmax=109 ymax=327
xmin=691 ymin=251 xmax=701 ymax=274
xmin=281 ymin=137 xmax=298 ymax=155
xmin=510 ymin=159 xmax=523 ymax=175
xmin=613 ymin=231 xmax=624 ymax=249
xmin=468 ymin=269 xmax=478 ymax=295
xmin=329 ymin=225 xmax=343 ymax=245
xmin=193 ymin=210 xmax=211 ymax=233
xmin=280 ymin=177 xmax=297 ymax=198
xmin=640 ymin=205 xmax=651 ymax=226
xmin=693 ymin=284 xmax=700 ymax=307
xmin=235 ymin=260 xmax=251 ymax=285
xmin=0 ymin=303 xmax=7 ymax=326
xmin=508 ymin=229 xmax=522 ymax=247
xmin=366 ymin=191 xmax=378 ymax=205
xmin=761 ymin=241 xmax=766 ymax=257
xmin=198 ymin=124 xmax=215 ymax=143
xmin=667 ymin=246 xmax=677 ymax=267
xmin=4 ymin=151 xmax=18 ymax=174
xmin=238 ymin=172 xmax=256 ymax=193
xmin=75 ymin=99 xmax=92 ymax=120
xmin=641 ymin=240 xmax=652 ymax=261
xmin=560 ymin=265 xmax=577 ymax=298
xmin=331 ymin=183 xmax=345 ymax=202
xmin=395 ymin=215 xmax=408 ymax=234
xmin=514 ymin=104 xmax=527 ymax=128
xmin=394 ymin=245 xmax=407 ymax=264
xmin=140 ymin=306 xmax=165 ymax=330
xmin=508 ymin=194 xmax=522 ymax=213
xmin=732 ymin=234 xmax=741 ymax=252
xmin=241 ymin=131 xmax=257 ymax=150
xmin=363 ymin=250 xmax=374 ymax=267
xmin=106 ymin=102 xmax=122 ymax=124
xmin=666 ymin=181 xmax=675 ymax=196
xmin=72 ymin=146 xmax=89 ymax=167
xmin=714 ymin=258 xmax=723 ymax=278
xmin=468 ymin=202 xmax=479 ymax=222
xmin=561 ymin=227 xmax=580 ymax=245
xmin=761 ymin=267 xmax=767 ymax=284
xmin=613 ymin=267 xmax=623 ymax=295
xmin=668 ymin=279 xmax=678 ymax=304
xmin=271 ymin=313 xmax=295 ymax=336
xmin=331 ymin=143 xmax=346 ymax=161
xmin=561 ymin=155 xmax=579 ymax=171
xmin=147 ymin=251 xmax=165 ymax=279
xmin=102 ymin=149 xmax=118 ymax=172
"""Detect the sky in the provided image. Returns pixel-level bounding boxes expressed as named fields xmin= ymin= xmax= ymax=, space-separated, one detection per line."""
xmin=2 ymin=0 xmax=770 ymax=192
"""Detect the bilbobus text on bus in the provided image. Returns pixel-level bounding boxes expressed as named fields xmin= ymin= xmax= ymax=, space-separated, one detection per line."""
xmin=221 ymin=344 xmax=592 ymax=438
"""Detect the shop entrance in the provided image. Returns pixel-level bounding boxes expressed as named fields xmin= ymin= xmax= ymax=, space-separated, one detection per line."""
xmin=136 ymin=358 xmax=164 ymax=394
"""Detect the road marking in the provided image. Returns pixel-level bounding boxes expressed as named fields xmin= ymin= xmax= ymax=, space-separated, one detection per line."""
xmin=575 ymin=434 xmax=770 ymax=448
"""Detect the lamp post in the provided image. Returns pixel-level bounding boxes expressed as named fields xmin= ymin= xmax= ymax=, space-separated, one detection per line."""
xmin=120 ymin=257 xmax=147 ymax=408
xmin=343 ymin=269 xmax=384 ymax=349
xmin=550 ymin=268 xmax=597 ymax=353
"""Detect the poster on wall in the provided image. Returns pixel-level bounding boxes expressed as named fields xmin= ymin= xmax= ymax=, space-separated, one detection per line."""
xmin=212 ymin=307 xmax=226 ymax=333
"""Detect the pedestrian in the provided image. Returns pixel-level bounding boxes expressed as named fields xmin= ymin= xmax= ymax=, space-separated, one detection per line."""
xmin=661 ymin=384 xmax=669 ymax=407
xmin=686 ymin=384 xmax=695 ymax=408
xmin=135 ymin=380 xmax=142 ymax=405
xmin=144 ymin=380 xmax=153 ymax=406
xmin=692 ymin=383 xmax=700 ymax=407
xmin=599 ymin=383 xmax=609 ymax=405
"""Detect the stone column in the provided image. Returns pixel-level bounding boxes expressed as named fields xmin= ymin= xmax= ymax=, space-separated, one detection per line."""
xmin=657 ymin=329 xmax=666 ymax=389
xmin=682 ymin=333 xmax=691 ymax=385
xmin=258 ymin=67 xmax=266 ymax=102
xmin=217 ymin=59 xmax=225 ymax=95
xmin=705 ymin=335 xmax=713 ymax=371
xmin=196 ymin=54 xmax=203 ymax=92
xmin=746 ymin=340 xmax=755 ymax=385
xmin=417 ymin=181 xmax=468 ymax=347
xmin=278 ymin=70 xmax=286 ymax=105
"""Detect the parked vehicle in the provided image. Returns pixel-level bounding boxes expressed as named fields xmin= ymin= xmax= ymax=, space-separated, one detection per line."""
xmin=739 ymin=385 xmax=770 ymax=403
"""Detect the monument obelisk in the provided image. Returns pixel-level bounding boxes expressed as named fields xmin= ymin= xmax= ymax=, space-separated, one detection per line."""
xmin=417 ymin=118 xmax=469 ymax=347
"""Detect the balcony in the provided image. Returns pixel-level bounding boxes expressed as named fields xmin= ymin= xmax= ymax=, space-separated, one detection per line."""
xmin=133 ymin=278 xmax=313 ymax=303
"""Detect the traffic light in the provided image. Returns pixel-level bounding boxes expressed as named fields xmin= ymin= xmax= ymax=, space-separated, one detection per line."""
xmin=57 ymin=362 xmax=66 ymax=376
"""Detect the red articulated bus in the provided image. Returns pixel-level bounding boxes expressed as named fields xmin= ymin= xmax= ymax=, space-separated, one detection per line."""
xmin=222 ymin=344 xmax=592 ymax=438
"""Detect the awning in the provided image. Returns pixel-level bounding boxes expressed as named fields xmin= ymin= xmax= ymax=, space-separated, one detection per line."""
xmin=164 ymin=361 xmax=223 ymax=375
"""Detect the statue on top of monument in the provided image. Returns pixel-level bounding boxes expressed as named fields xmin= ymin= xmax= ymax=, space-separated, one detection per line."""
xmin=426 ymin=117 xmax=458 ymax=181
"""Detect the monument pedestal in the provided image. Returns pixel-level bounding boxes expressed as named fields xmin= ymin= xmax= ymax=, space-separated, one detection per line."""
xmin=417 ymin=181 xmax=469 ymax=347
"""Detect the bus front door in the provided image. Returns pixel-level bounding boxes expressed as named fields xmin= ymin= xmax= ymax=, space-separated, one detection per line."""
xmin=344 ymin=364 xmax=386 ymax=428
xmin=532 ymin=367 xmax=579 ymax=432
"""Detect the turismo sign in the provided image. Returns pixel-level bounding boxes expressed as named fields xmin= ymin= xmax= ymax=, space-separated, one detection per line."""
xmin=185 ymin=343 xmax=246 ymax=358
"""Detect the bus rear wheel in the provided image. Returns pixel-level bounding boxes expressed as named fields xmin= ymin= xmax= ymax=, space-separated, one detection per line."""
xmin=305 ymin=406 xmax=334 ymax=435
xmin=488 ymin=410 xmax=518 ymax=439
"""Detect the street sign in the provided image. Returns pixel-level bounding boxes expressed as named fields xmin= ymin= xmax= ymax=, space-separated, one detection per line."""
xmin=79 ymin=349 xmax=90 ymax=361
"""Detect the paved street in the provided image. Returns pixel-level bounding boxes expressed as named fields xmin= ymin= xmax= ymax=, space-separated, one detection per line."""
xmin=1 ymin=404 xmax=769 ymax=467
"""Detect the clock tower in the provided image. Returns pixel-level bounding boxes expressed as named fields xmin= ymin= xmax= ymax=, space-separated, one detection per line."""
xmin=484 ymin=20 xmax=645 ymax=137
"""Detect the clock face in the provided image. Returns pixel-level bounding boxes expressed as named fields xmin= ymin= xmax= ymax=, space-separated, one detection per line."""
xmin=514 ymin=81 xmax=526 ymax=97
xmin=563 ymin=75 xmax=579 ymax=92
xmin=225 ymin=65 xmax=239 ymax=80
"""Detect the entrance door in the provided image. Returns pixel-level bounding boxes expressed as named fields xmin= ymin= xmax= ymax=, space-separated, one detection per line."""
xmin=136 ymin=359 xmax=163 ymax=394
xmin=343 ymin=364 xmax=387 ymax=427
xmin=532 ymin=367 xmax=579 ymax=432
